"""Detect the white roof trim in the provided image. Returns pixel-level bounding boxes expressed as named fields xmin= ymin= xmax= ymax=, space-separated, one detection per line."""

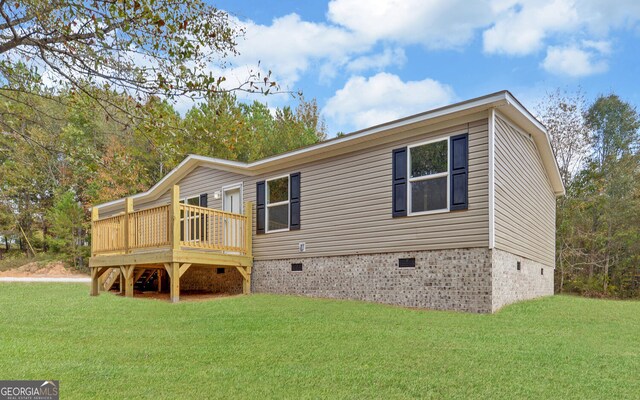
xmin=501 ymin=92 xmax=565 ymax=196
xmin=94 ymin=90 xmax=564 ymax=210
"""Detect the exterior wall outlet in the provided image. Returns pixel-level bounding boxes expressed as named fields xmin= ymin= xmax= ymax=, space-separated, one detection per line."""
xmin=299 ymin=242 xmax=306 ymax=252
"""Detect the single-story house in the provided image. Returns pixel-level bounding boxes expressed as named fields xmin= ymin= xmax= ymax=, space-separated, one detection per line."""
xmin=89 ymin=90 xmax=564 ymax=313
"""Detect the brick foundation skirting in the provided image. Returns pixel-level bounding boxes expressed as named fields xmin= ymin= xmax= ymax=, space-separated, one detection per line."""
xmin=491 ymin=248 xmax=554 ymax=312
xmin=252 ymin=248 xmax=553 ymax=313
xmin=178 ymin=248 xmax=553 ymax=313
xmin=180 ymin=266 xmax=243 ymax=294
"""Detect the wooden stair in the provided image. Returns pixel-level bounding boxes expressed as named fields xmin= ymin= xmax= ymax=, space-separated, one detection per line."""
xmin=102 ymin=268 xmax=120 ymax=291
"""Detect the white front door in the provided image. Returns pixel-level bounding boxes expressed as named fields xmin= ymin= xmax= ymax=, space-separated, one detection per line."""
xmin=222 ymin=186 xmax=242 ymax=251
xmin=223 ymin=187 xmax=241 ymax=214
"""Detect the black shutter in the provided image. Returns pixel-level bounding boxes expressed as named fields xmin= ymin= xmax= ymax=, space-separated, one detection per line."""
xmin=199 ymin=193 xmax=208 ymax=208
xmin=392 ymin=147 xmax=408 ymax=217
xmin=290 ymin=172 xmax=301 ymax=230
xmin=450 ymin=133 xmax=468 ymax=211
xmin=256 ymin=181 xmax=266 ymax=234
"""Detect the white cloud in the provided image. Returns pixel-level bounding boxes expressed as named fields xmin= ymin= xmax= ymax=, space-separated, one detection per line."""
xmin=582 ymin=39 xmax=612 ymax=55
xmin=346 ymin=48 xmax=407 ymax=72
xmin=577 ymin=0 xmax=640 ymax=34
xmin=541 ymin=44 xmax=608 ymax=77
xmin=193 ymin=0 xmax=640 ymax=117
xmin=327 ymin=0 xmax=494 ymax=49
xmin=231 ymin=13 xmax=369 ymax=89
xmin=323 ymin=72 xmax=455 ymax=132
xmin=161 ymin=0 xmax=640 ymax=129
xmin=482 ymin=0 xmax=640 ymax=56
xmin=483 ymin=0 xmax=579 ymax=55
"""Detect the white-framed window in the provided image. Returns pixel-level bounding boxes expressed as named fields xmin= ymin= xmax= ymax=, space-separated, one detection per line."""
xmin=180 ymin=195 xmax=201 ymax=241
xmin=408 ymin=137 xmax=449 ymax=215
xmin=266 ymin=175 xmax=289 ymax=233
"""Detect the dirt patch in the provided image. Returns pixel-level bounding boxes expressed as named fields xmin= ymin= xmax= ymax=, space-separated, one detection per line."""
xmin=0 ymin=261 xmax=89 ymax=278
xmin=113 ymin=290 xmax=239 ymax=302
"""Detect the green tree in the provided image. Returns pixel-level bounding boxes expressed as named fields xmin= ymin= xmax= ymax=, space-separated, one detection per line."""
xmin=584 ymin=95 xmax=639 ymax=294
xmin=552 ymin=93 xmax=640 ymax=297
xmin=46 ymin=191 xmax=87 ymax=269
xmin=0 ymin=1 xmax=280 ymax=151
xmin=585 ymin=94 xmax=640 ymax=169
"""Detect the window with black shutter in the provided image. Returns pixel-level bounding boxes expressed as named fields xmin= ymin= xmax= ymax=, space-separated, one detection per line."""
xmin=257 ymin=172 xmax=301 ymax=233
xmin=396 ymin=133 xmax=469 ymax=216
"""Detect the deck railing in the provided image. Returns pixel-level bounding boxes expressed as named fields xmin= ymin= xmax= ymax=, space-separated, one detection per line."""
xmin=91 ymin=185 xmax=252 ymax=256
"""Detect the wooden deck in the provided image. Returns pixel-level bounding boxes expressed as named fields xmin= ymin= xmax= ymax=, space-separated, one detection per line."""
xmin=89 ymin=185 xmax=253 ymax=302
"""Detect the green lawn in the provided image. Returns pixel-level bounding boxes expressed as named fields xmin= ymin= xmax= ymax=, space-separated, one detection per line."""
xmin=0 ymin=285 xmax=638 ymax=399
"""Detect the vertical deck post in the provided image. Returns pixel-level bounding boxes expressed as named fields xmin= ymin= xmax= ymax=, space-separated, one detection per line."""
xmin=170 ymin=185 xmax=180 ymax=251
xmin=91 ymin=207 xmax=99 ymax=257
xmin=90 ymin=267 xmax=108 ymax=296
xmin=121 ymin=265 xmax=135 ymax=298
xmin=118 ymin=269 xmax=123 ymax=294
xmin=243 ymin=267 xmax=252 ymax=295
xmin=90 ymin=268 xmax=99 ymax=296
xmin=124 ymin=198 xmax=134 ymax=253
xmin=243 ymin=202 xmax=253 ymax=295
xmin=166 ymin=262 xmax=180 ymax=303
xmin=244 ymin=202 xmax=253 ymax=257
xmin=98 ymin=268 xmax=109 ymax=292
xmin=157 ymin=269 xmax=162 ymax=293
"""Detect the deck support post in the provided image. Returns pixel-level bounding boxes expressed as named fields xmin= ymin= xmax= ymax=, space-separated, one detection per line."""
xmin=98 ymin=270 xmax=108 ymax=291
xmin=243 ymin=266 xmax=251 ymax=295
xmin=120 ymin=265 xmax=135 ymax=298
xmin=241 ymin=202 xmax=253 ymax=295
xmin=118 ymin=270 xmax=123 ymax=294
xmin=235 ymin=266 xmax=252 ymax=295
xmin=165 ymin=262 xmax=180 ymax=303
xmin=90 ymin=207 xmax=99 ymax=257
xmin=170 ymin=185 xmax=180 ymax=251
xmin=244 ymin=202 xmax=253 ymax=257
xmin=124 ymin=198 xmax=134 ymax=253
xmin=157 ymin=269 xmax=162 ymax=293
xmin=90 ymin=267 xmax=109 ymax=296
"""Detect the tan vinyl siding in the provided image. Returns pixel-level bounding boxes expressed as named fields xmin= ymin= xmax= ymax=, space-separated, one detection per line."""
xmin=494 ymin=114 xmax=556 ymax=267
xmin=98 ymin=168 xmax=248 ymax=217
xmin=98 ymin=118 xmax=489 ymax=260
xmin=247 ymin=119 xmax=489 ymax=260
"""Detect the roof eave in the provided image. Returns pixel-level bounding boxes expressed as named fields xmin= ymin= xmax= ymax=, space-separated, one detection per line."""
xmin=502 ymin=92 xmax=566 ymax=197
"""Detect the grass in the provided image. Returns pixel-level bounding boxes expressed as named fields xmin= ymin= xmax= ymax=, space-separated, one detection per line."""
xmin=0 ymin=285 xmax=638 ymax=399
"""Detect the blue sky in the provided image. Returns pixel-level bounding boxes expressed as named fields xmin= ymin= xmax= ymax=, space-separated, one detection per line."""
xmin=205 ymin=0 xmax=640 ymax=136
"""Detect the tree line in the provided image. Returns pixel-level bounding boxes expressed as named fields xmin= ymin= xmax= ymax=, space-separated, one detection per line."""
xmin=538 ymin=90 xmax=640 ymax=298
xmin=0 ymin=90 xmax=326 ymax=267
